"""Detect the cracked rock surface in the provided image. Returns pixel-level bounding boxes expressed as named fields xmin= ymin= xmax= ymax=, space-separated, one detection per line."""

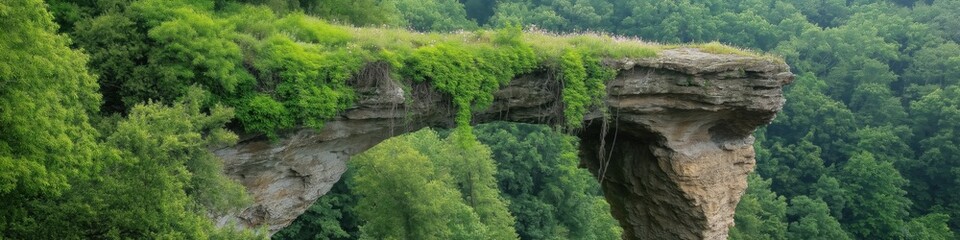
xmin=214 ymin=49 xmax=793 ymax=239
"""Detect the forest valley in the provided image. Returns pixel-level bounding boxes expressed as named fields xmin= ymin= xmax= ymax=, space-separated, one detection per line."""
xmin=2 ymin=0 xmax=959 ymax=239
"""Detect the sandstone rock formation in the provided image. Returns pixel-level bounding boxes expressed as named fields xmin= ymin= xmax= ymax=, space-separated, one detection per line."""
xmin=214 ymin=48 xmax=793 ymax=239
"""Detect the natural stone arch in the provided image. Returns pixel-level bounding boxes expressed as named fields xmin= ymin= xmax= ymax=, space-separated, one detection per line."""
xmin=213 ymin=48 xmax=793 ymax=240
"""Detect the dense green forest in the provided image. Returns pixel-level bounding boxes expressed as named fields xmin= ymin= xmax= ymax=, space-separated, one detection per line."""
xmin=2 ymin=0 xmax=959 ymax=239
xmin=274 ymin=0 xmax=960 ymax=239
xmin=275 ymin=124 xmax=623 ymax=239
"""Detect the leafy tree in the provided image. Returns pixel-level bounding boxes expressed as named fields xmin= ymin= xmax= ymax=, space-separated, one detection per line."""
xmin=713 ymin=11 xmax=783 ymax=50
xmin=913 ymin=0 xmax=960 ymax=43
xmin=460 ymin=0 xmax=496 ymax=25
xmin=838 ymin=152 xmax=910 ymax=239
xmin=785 ymin=196 xmax=851 ymax=240
xmin=903 ymin=213 xmax=956 ymax=240
xmin=855 ymin=125 xmax=914 ymax=164
xmin=903 ymin=42 xmax=960 ymax=92
xmin=475 ymin=123 xmax=622 ymax=239
xmin=729 ymin=174 xmax=788 ymax=240
xmin=790 ymin=0 xmax=850 ymax=27
xmin=274 ymin=179 xmax=360 ymax=240
xmin=756 ymin=133 xmax=827 ymax=197
xmin=394 ymin=0 xmax=477 ymax=32
xmin=408 ymin=130 xmax=519 ymax=240
xmin=69 ymin=89 xmax=252 ymax=238
xmin=350 ymin=133 xmax=486 ymax=239
xmin=775 ymin=23 xmax=883 ymax=67
xmin=490 ymin=0 xmax=614 ymax=33
xmin=0 ymin=0 xmax=101 ymax=198
xmin=281 ymin=123 xmax=624 ymax=240
xmin=774 ymin=26 xmax=899 ymax=98
xmin=68 ymin=0 xmax=254 ymax=112
xmin=310 ymin=0 xmax=405 ymax=26
xmin=1 ymin=0 xmax=103 ymax=236
xmin=225 ymin=0 xmax=488 ymax=31
xmin=489 ymin=2 xmax=567 ymax=31
xmin=2 ymin=1 xmax=257 ymax=238
xmin=811 ymin=175 xmax=850 ymax=221
xmin=764 ymin=73 xmax=857 ymax=165
xmin=842 ymin=4 xmax=941 ymax=64
xmin=909 ymin=86 xmax=960 ymax=228
xmin=3 ymin=88 xmax=260 ymax=239
xmin=255 ymin=33 xmax=358 ymax=131
xmin=349 ymin=129 xmax=518 ymax=239
xmin=68 ymin=1 xmax=364 ymax=136
xmin=238 ymin=0 xmax=405 ymax=26
xmin=847 ymin=82 xmax=908 ymax=126
xmin=69 ymin=11 xmax=144 ymax=112
xmin=618 ymin=1 xmax=720 ymax=43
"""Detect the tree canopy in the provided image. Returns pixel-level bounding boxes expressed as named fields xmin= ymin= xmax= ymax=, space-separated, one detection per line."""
xmin=5 ymin=0 xmax=960 ymax=238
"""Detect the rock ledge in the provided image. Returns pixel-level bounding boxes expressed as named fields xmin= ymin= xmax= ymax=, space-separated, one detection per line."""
xmin=214 ymin=48 xmax=793 ymax=240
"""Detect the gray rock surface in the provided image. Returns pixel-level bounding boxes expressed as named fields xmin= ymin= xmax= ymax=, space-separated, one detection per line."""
xmin=214 ymin=49 xmax=793 ymax=239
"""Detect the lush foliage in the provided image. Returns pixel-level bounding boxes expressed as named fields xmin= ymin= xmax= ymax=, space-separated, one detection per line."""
xmin=10 ymin=0 xmax=960 ymax=239
xmin=728 ymin=174 xmax=789 ymax=240
xmin=5 ymin=0 xmax=679 ymax=238
xmin=47 ymin=0 xmax=676 ymax=140
xmin=1 ymin=0 xmax=101 ymax=198
xmin=276 ymin=123 xmax=623 ymax=240
xmin=558 ymin=49 xmax=615 ymax=128
xmin=479 ymin=0 xmax=960 ymax=238
xmin=350 ymin=129 xmax=518 ymax=239
xmin=406 ymin=27 xmax=537 ymax=129
xmin=475 ymin=123 xmax=622 ymax=239
xmin=1 ymin=1 xmax=258 ymax=238
xmin=272 ymin=179 xmax=359 ymax=240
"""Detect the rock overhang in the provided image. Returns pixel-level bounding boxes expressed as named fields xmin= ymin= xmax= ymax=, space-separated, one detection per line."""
xmin=214 ymin=47 xmax=793 ymax=240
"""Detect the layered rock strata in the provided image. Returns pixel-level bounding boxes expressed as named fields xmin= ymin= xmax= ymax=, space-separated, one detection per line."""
xmin=214 ymin=48 xmax=793 ymax=239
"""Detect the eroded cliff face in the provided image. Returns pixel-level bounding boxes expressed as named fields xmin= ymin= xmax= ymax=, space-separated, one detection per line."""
xmin=213 ymin=49 xmax=793 ymax=239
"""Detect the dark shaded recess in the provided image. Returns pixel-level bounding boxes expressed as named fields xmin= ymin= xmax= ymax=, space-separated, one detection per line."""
xmin=460 ymin=0 xmax=497 ymax=25
xmin=578 ymin=120 xmax=700 ymax=239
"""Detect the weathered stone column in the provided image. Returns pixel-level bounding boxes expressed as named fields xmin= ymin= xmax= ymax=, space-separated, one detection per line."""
xmin=580 ymin=50 xmax=793 ymax=239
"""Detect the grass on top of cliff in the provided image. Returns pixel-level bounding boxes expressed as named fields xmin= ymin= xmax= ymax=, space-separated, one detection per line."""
xmin=347 ymin=27 xmax=779 ymax=66
xmin=352 ymin=29 xmax=782 ymax=60
xmin=191 ymin=3 xmax=783 ymax=137
xmin=346 ymin=25 xmax=668 ymax=130
xmin=348 ymin=27 xmax=662 ymax=62
xmin=668 ymin=41 xmax=786 ymax=64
